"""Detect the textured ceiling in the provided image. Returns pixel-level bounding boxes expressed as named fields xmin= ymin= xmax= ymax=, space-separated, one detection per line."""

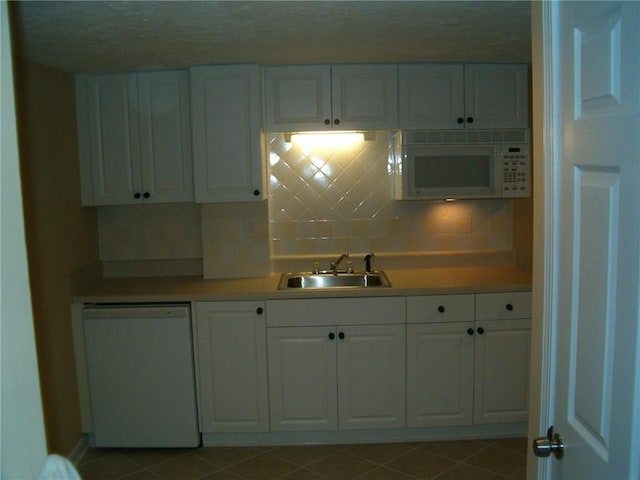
xmin=9 ymin=1 xmax=532 ymax=74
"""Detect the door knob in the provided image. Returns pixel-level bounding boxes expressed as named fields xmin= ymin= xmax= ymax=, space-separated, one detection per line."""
xmin=533 ymin=426 xmax=564 ymax=459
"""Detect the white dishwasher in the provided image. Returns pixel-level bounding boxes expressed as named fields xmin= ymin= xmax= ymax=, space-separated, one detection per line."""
xmin=83 ymin=303 xmax=200 ymax=448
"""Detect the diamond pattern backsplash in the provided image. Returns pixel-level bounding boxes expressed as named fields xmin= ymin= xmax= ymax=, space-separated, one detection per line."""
xmin=268 ymin=132 xmax=513 ymax=256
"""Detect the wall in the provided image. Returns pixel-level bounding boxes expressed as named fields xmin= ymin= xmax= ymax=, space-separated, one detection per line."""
xmin=268 ymin=131 xmax=516 ymax=257
xmin=100 ymin=131 xmax=531 ymax=275
xmin=14 ymin=58 xmax=99 ymax=454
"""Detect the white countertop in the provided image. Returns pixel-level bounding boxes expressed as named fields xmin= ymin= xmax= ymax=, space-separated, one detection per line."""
xmin=72 ymin=266 xmax=532 ymax=304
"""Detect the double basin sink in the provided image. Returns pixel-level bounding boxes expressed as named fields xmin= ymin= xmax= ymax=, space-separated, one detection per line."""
xmin=278 ymin=270 xmax=392 ymax=290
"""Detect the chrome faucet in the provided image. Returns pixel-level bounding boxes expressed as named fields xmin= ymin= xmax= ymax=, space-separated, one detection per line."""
xmin=330 ymin=253 xmax=349 ymax=274
xmin=364 ymin=253 xmax=375 ymax=273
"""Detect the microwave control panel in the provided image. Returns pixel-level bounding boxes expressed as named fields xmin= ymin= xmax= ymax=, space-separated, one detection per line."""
xmin=499 ymin=145 xmax=531 ymax=198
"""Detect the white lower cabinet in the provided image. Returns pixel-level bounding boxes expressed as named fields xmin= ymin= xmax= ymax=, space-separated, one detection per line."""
xmin=193 ymin=301 xmax=269 ymax=432
xmin=407 ymin=292 xmax=531 ymax=427
xmin=266 ymin=297 xmax=406 ymax=431
xmin=473 ymin=318 xmax=531 ymax=424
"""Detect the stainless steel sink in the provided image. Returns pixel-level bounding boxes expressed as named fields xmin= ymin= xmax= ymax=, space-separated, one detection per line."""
xmin=278 ymin=271 xmax=392 ymax=290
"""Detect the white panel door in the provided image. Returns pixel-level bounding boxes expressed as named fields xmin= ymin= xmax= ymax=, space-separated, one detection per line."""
xmin=407 ymin=322 xmax=474 ymax=427
xmin=398 ymin=63 xmax=465 ymax=129
xmin=137 ymin=70 xmax=193 ymax=203
xmin=331 ymin=64 xmax=398 ymax=130
xmin=267 ymin=326 xmax=338 ymax=431
xmin=193 ymin=301 xmax=269 ymax=433
xmin=464 ymin=64 xmax=529 ymax=130
xmin=474 ymin=319 xmax=530 ymax=424
xmin=544 ymin=2 xmax=640 ymax=478
xmin=264 ymin=65 xmax=332 ymax=131
xmin=337 ymin=324 xmax=406 ymax=429
xmin=190 ymin=64 xmax=265 ymax=202
xmin=84 ymin=73 xmax=141 ymax=205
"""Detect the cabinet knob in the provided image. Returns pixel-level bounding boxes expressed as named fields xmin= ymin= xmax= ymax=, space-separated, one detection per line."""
xmin=324 ymin=119 xmax=331 ymax=125
xmin=467 ymin=328 xmax=475 ymax=335
xmin=338 ymin=332 xmax=345 ymax=339
xmin=506 ymin=303 xmax=514 ymax=311
xmin=328 ymin=332 xmax=335 ymax=340
xmin=253 ymin=189 xmax=261 ymax=197
xmin=457 ymin=117 xmax=464 ymax=124
xmin=333 ymin=118 xmax=340 ymax=125
xmin=437 ymin=305 xmax=445 ymax=313
xmin=477 ymin=327 xmax=485 ymax=335
xmin=256 ymin=307 xmax=263 ymax=315
xmin=466 ymin=116 xmax=474 ymax=124
xmin=134 ymin=192 xmax=141 ymax=199
xmin=143 ymin=192 xmax=150 ymax=199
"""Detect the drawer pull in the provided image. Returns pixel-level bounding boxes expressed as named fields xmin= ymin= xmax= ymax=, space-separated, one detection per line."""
xmin=506 ymin=303 xmax=514 ymax=311
xmin=256 ymin=307 xmax=263 ymax=315
xmin=437 ymin=305 xmax=445 ymax=313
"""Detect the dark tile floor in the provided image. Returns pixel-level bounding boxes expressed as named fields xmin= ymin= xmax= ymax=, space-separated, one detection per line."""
xmin=77 ymin=437 xmax=528 ymax=480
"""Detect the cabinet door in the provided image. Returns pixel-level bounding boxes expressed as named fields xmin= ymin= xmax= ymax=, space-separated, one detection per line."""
xmin=79 ymin=73 xmax=142 ymax=205
xmin=473 ymin=318 xmax=530 ymax=424
xmin=193 ymin=301 xmax=269 ymax=432
xmin=398 ymin=64 xmax=464 ymax=129
xmin=338 ymin=324 xmax=406 ymax=429
xmin=264 ymin=65 xmax=332 ymax=131
xmin=137 ymin=70 xmax=193 ymax=203
xmin=407 ymin=322 xmax=474 ymax=427
xmin=331 ymin=64 xmax=398 ymax=130
xmin=464 ymin=64 xmax=529 ymax=129
xmin=267 ymin=326 xmax=338 ymax=431
xmin=190 ymin=64 xmax=265 ymax=202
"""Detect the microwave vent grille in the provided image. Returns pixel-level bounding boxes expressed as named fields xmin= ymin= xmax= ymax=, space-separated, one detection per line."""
xmin=403 ymin=129 xmax=529 ymax=145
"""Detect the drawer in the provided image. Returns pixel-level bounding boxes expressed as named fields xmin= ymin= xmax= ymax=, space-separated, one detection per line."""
xmin=266 ymin=297 xmax=405 ymax=327
xmin=475 ymin=292 xmax=532 ymax=320
xmin=406 ymin=294 xmax=475 ymax=323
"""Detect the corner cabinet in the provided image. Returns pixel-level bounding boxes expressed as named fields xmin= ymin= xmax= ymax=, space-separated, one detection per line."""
xmin=406 ymin=291 xmax=531 ymax=428
xmin=398 ymin=63 xmax=529 ymax=130
xmin=75 ymin=70 xmax=193 ymax=206
xmin=193 ymin=301 xmax=269 ymax=433
xmin=264 ymin=64 xmax=398 ymax=131
xmin=266 ymin=297 xmax=406 ymax=431
xmin=189 ymin=64 xmax=266 ymax=203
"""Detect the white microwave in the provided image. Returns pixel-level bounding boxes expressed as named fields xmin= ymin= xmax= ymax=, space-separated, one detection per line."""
xmin=395 ymin=131 xmax=531 ymax=200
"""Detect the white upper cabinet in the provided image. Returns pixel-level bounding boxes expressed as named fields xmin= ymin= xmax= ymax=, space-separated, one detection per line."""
xmin=76 ymin=70 xmax=193 ymax=206
xmin=264 ymin=64 xmax=398 ymax=131
xmin=190 ymin=64 xmax=266 ymax=203
xmin=399 ymin=63 xmax=529 ymax=130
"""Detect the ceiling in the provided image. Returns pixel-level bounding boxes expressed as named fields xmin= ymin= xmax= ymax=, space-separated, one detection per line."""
xmin=9 ymin=1 xmax=532 ymax=74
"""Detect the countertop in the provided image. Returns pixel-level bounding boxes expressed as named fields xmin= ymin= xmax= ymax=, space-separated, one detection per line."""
xmin=72 ymin=266 xmax=532 ymax=304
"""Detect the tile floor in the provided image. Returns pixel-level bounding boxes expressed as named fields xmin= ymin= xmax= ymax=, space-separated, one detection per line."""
xmin=76 ymin=437 xmax=528 ymax=480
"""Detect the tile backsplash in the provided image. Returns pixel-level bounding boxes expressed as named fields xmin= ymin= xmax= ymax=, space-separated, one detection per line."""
xmin=96 ymin=131 xmax=518 ymax=276
xmin=268 ymin=132 xmax=513 ymax=257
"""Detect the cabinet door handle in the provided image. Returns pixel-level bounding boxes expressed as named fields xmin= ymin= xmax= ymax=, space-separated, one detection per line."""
xmin=457 ymin=117 xmax=464 ymax=124
xmin=437 ymin=305 xmax=445 ymax=313
xmin=143 ymin=192 xmax=150 ymax=199
xmin=328 ymin=332 xmax=335 ymax=340
xmin=466 ymin=116 xmax=474 ymax=124
xmin=324 ymin=118 xmax=331 ymax=125
xmin=338 ymin=332 xmax=345 ymax=339
xmin=477 ymin=327 xmax=485 ymax=335
xmin=253 ymin=189 xmax=261 ymax=196
xmin=134 ymin=192 xmax=141 ymax=199
xmin=333 ymin=118 xmax=341 ymax=125
xmin=467 ymin=328 xmax=475 ymax=335
xmin=506 ymin=303 xmax=514 ymax=311
xmin=256 ymin=307 xmax=263 ymax=315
